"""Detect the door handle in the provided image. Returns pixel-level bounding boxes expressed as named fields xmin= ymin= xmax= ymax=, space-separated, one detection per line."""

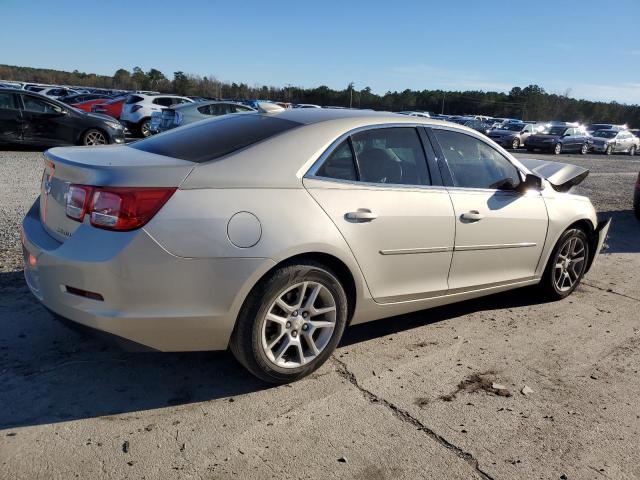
xmin=461 ymin=210 xmax=484 ymax=222
xmin=345 ymin=208 xmax=378 ymax=222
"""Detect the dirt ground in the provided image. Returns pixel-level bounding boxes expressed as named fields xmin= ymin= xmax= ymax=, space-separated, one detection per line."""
xmin=1 ymin=149 xmax=639 ymax=479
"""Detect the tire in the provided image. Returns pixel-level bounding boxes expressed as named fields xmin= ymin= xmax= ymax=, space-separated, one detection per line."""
xmin=229 ymin=261 xmax=348 ymax=383
xmin=82 ymin=129 xmax=108 ymax=146
xmin=511 ymin=137 xmax=520 ymax=149
xmin=539 ymin=228 xmax=590 ymax=300
xmin=139 ymin=118 xmax=152 ymax=138
xmin=580 ymin=143 xmax=589 ymax=155
xmin=629 ymin=146 xmax=636 ymax=156
xmin=553 ymin=143 xmax=562 ymax=155
xmin=605 ymin=145 xmax=613 ymax=155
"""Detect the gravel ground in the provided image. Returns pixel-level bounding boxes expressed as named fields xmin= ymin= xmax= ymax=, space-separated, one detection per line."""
xmin=0 ymin=148 xmax=639 ymax=479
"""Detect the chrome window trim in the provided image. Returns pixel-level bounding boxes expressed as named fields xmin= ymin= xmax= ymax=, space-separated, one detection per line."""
xmin=304 ymin=123 xmax=435 ymax=188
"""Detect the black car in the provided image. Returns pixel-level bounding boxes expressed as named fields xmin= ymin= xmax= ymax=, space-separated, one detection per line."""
xmin=524 ymin=125 xmax=591 ymax=155
xmin=59 ymin=93 xmax=112 ymax=105
xmin=0 ymin=88 xmax=125 ymax=147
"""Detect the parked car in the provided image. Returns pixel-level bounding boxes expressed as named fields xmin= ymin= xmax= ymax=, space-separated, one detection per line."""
xmin=398 ymin=111 xmax=431 ymax=118
xmin=120 ymin=94 xmax=194 ymax=137
xmin=70 ymin=98 xmax=113 ymax=113
xmin=488 ymin=123 xmax=543 ymax=149
xmin=38 ymin=87 xmax=80 ymax=100
xmin=634 ymin=172 xmax=640 ymax=219
xmin=590 ymin=129 xmax=639 ymax=155
xmin=59 ymin=93 xmax=112 ymax=105
xmin=0 ymin=88 xmax=125 ymax=147
xmin=21 ymin=109 xmax=610 ymax=382
xmin=586 ymin=123 xmax=626 ymax=134
xmin=149 ymin=100 xmax=256 ymax=134
xmin=525 ymin=125 xmax=591 ymax=154
xmin=629 ymin=129 xmax=640 ymax=138
xmin=293 ymin=104 xmax=322 ymax=109
xmin=488 ymin=118 xmax=521 ymax=129
xmin=450 ymin=117 xmax=492 ymax=134
xmin=91 ymin=96 xmax=128 ymax=119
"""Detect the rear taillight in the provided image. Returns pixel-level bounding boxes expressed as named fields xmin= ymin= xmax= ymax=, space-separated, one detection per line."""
xmin=65 ymin=185 xmax=92 ymax=221
xmin=65 ymin=185 xmax=176 ymax=231
xmin=131 ymin=105 xmax=143 ymax=113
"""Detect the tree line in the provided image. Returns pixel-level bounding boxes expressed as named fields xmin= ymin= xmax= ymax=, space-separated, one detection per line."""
xmin=1 ymin=64 xmax=639 ymax=126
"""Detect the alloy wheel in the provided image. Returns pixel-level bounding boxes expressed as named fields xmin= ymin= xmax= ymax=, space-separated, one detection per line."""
xmin=554 ymin=143 xmax=562 ymax=155
xmin=84 ymin=130 xmax=106 ymax=146
xmin=581 ymin=143 xmax=589 ymax=155
xmin=553 ymin=235 xmax=587 ymax=292
xmin=261 ymin=281 xmax=337 ymax=368
xmin=630 ymin=146 xmax=636 ymax=156
xmin=140 ymin=121 xmax=151 ymax=137
xmin=512 ymin=138 xmax=519 ymax=149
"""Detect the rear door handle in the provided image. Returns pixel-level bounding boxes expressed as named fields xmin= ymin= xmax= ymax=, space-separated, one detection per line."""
xmin=461 ymin=210 xmax=484 ymax=222
xmin=345 ymin=208 xmax=378 ymax=222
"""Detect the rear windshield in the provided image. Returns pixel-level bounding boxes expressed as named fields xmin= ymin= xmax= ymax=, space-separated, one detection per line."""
xmin=126 ymin=95 xmax=143 ymax=104
xmin=130 ymin=114 xmax=302 ymax=162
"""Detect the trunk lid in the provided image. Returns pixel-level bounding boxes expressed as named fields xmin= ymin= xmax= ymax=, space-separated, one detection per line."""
xmin=39 ymin=145 xmax=195 ymax=242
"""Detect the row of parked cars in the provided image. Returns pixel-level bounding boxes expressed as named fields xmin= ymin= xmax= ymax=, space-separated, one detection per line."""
xmin=401 ymin=111 xmax=640 ymax=156
xmin=1 ymin=80 xmax=639 ymax=156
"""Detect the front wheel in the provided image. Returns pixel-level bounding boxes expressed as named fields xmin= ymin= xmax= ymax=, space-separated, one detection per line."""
xmin=230 ymin=261 xmax=348 ymax=383
xmin=511 ymin=137 xmax=520 ymax=149
xmin=82 ymin=129 xmax=107 ymax=146
xmin=629 ymin=146 xmax=636 ymax=156
xmin=553 ymin=143 xmax=562 ymax=155
xmin=581 ymin=143 xmax=589 ymax=155
xmin=605 ymin=145 xmax=613 ymax=155
xmin=539 ymin=228 xmax=589 ymax=300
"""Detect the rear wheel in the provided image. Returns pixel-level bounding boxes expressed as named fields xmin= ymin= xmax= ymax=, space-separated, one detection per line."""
xmin=581 ymin=143 xmax=589 ymax=155
xmin=511 ymin=137 xmax=520 ymax=149
xmin=230 ymin=261 xmax=348 ymax=383
xmin=605 ymin=145 xmax=613 ymax=155
xmin=629 ymin=146 xmax=636 ymax=156
xmin=82 ymin=129 xmax=107 ymax=146
xmin=553 ymin=143 xmax=562 ymax=155
xmin=539 ymin=228 xmax=589 ymax=300
xmin=139 ymin=119 xmax=152 ymax=138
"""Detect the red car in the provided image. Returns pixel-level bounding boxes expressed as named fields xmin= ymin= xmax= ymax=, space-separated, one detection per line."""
xmin=71 ymin=98 xmax=111 ymax=113
xmin=91 ymin=96 xmax=127 ymax=119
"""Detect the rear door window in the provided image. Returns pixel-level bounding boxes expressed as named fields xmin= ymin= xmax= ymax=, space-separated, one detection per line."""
xmin=130 ymin=114 xmax=301 ymax=163
xmin=351 ymin=127 xmax=431 ymax=185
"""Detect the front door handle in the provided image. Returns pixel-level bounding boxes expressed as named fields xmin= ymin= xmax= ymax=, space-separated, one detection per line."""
xmin=345 ymin=208 xmax=378 ymax=223
xmin=461 ymin=210 xmax=484 ymax=222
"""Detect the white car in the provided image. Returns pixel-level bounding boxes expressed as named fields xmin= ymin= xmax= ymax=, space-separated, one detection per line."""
xmin=38 ymin=87 xmax=80 ymax=100
xmin=120 ymin=93 xmax=194 ymax=137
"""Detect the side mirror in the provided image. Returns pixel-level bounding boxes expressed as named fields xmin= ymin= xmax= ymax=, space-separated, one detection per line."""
xmin=519 ymin=173 xmax=543 ymax=192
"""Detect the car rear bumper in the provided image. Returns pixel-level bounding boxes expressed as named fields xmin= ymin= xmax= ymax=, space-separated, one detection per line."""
xmin=21 ymin=199 xmax=272 ymax=351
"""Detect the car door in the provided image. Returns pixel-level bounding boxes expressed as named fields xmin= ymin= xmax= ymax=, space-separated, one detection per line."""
xmin=617 ymin=132 xmax=629 ymax=152
xmin=429 ymin=127 xmax=548 ymax=291
xmin=19 ymin=94 xmax=75 ymax=146
xmin=304 ymin=126 xmax=456 ymax=302
xmin=0 ymin=91 xmax=23 ymax=143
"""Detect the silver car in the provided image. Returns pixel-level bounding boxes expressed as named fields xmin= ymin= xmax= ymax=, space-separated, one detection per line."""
xmin=22 ymin=110 xmax=610 ymax=383
xmin=487 ymin=123 xmax=543 ymax=149
xmin=590 ymin=129 xmax=639 ymax=155
xmin=150 ymin=100 xmax=256 ymax=134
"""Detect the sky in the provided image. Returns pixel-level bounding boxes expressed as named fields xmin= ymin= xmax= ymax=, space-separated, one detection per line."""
xmin=2 ymin=0 xmax=640 ymax=104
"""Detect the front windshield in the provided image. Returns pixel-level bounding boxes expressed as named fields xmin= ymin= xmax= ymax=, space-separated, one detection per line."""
xmin=592 ymin=130 xmax=617 ymax=138
xmin=542 ymin=126 xmax=566 ymax=136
